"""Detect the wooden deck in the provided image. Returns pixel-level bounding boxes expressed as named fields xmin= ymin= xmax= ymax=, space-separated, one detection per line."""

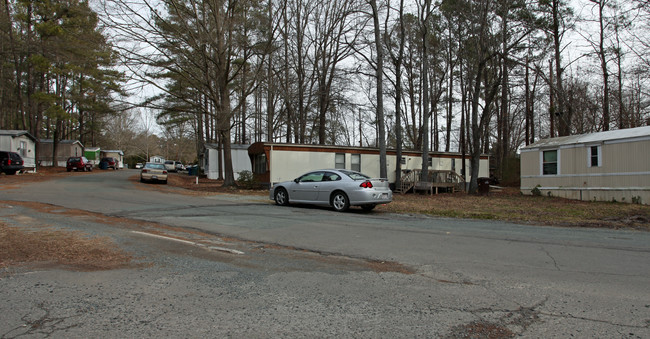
xmin=396 ymin=169 xmax=465 ymax=194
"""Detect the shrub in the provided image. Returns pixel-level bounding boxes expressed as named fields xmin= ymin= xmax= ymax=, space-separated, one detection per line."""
xmin=237 ymin=170 xmax=258 ymax=189
xmin=531 ymin=185 xmax=542 ymax=196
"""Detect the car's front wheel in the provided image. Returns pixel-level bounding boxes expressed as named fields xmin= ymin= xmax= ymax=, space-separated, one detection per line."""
xmin=331 ymin=191 xmax=350 ymax=212
xmin=274 ymin=188 xmax=289 ymax=206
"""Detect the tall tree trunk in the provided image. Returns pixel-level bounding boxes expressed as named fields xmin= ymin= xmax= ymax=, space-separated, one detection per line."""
xmin=595 ymin=0 xmax=610 ymax=131
xmin=420 ymin=0 xmax=431 ymax=182
xmin=370 ymin=0 xmax=387 ymax=178
xmin=552 ymin=0 xmax=570 ymax=136
xmin=390 ymin=0 xmax=406 ymax=189
xmin=525 ymin=56 xmax=531 ymax=145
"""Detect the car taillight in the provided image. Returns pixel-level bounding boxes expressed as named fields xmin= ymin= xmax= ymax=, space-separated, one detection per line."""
xmin=360 ymin=181 xmax=373 ymax=188
xmin=142 ymin=169 xmax=148 ymax=173
xmin=163 ymin=170 xmax=168 ymax=174
xmin=7 ymin=159 xmax=11 ymax=165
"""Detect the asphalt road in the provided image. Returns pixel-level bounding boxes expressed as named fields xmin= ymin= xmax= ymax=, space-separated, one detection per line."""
xmin=1 ymin=169 xmax=649 ymax=338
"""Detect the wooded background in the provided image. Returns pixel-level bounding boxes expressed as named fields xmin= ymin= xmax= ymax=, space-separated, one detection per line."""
xmin=1 ymin=0 xmax=648 ymax=190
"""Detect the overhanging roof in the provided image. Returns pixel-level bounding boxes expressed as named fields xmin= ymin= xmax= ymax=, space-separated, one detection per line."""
xmin=522 ymin=126 xmax=650 ymax=150
xmin=0 ymin=130 xmax=36 ymax=141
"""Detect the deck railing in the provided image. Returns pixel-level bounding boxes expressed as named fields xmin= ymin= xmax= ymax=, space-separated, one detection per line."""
xmin=396 ymin=169 xmax=465 ymax=194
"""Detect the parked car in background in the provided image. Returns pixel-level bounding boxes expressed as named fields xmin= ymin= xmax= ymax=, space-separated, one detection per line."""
xmin=164 ymin=160 xmax=176 ymax=172
xmin=270 ymin=169 xmax=393 ymax=212
xmin=140 ymin=162 xmax=168 ymax=184
xmin=174 ymin=161 xmax=185 ymax=172
xmin=66 ymin=156 xmax=93 ymax=172
xmin=100 ymin=157 xmax=118 ymax=170
xmin=135 ymin=163 xmax=143 ymax=169
xmin=0 ymin=151 xmax=24 ymax=175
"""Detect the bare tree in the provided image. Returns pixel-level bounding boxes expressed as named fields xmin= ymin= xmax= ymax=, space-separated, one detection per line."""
xmin=368 ymin=0 xmax=387 ymax=178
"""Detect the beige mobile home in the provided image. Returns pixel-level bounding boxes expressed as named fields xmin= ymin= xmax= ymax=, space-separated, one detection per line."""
xmin=0 ymin=130 xmax=37 ymax=171
xmin=520 ymin=126 xmax=650 ymax=204
xmin=248 ymin=142 xmax=489 ymax=190
xmin=38 ymin=139 xmax=84 ymax=167
xmin=101 ymin=150 xmax=125 ymax=168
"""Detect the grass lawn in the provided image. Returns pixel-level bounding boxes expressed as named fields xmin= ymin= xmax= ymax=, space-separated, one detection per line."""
xmin=378 ymin=187 xmax=650 ymax=230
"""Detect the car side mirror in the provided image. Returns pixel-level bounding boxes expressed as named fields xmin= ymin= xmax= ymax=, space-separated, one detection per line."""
xmin=294 ymin=178 xmax=300 ymax=183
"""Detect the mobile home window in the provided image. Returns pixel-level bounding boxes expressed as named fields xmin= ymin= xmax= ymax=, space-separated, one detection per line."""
xmin=351 ymin=154 xmax=361 ymax=172
xmin=589 ymin=146 xmax=601 ymax=167
xmin=19 ymin=141 xmax=27 ymax=157
xmin=400 ymin=157 xmax=406 ymax=165
xmin=335 ymin=153 xmax=345 ymax=169
xmin=542 ymin=150 xmax=558 ymax=175
xmin=254 ymin=154 xmax=266 ymax=174
xmin=427 ymin=157 xmax=432 ymax=167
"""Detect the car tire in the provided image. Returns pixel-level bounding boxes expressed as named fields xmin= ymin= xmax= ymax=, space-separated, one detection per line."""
xmin=163 ymin=179 xmax=168 ymax=184
xmin=361 ymin=204 xmax=377 ymax=212
xmin=140 ymin=177 xmax=145 ymax=183
xmin=274 ymin=188 xmax=289 ymax=206
xmin=331 ymin=191 xmax=350 ymax=212
xmin=67 ymin=168 xmax=71 ymax=172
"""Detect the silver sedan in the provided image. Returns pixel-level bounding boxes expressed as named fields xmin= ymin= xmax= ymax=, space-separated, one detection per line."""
xmin=270 ymin=169 xmax=392 ymax=212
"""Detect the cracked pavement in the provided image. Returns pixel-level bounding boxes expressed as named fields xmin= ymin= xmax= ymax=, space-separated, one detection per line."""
xmin=1 ymin=170 xmax=650 ymax=337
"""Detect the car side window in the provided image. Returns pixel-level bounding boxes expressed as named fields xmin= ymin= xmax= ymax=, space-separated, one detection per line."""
xmin=322 ymin=172 xmax=341 ymax=181
xmin=299 ymin=172 xmax=324 ymax=182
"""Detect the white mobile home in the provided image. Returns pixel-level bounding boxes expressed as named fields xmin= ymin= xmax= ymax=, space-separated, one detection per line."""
xmin=203 ymin=143 xmax=252 ymax=180
xmin=150 ymin=155 xmax=165 ymax=164
xmin=520 ymin=126 xmax=650 ymax=204
xmin=248 ymin=142 xmax=489 ymax=189
xmin=0 ymin=130 xmax=37 ymax=171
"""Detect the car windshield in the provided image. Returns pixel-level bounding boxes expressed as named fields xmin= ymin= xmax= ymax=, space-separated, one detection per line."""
xmin=145 ymin=163 xmax=165 ymax=170
xmin=68 ymin=157 xmax=81 ymax=162
xmin=339 ymin=170 xmax=370 ymax=180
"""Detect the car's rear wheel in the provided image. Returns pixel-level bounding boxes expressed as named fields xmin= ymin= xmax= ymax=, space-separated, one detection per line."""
xmin=140 ymin=177 xmax=145 ymax=183
xmin=274 ymin=188 xmax=289 ymax=206
xmin=331 ymin=191 xmax=350 ymax=212
xmin=361 ymin=204 xmax=376 ymax=212
xmin=162 ymin=179 xmax=168 ymax=184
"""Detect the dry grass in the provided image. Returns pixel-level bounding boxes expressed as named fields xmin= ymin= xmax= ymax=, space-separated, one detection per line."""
xmin=0 ymin=223 xmax=134 ymax=271
xmin=379 ymin=188 xmax=650 ymax=230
